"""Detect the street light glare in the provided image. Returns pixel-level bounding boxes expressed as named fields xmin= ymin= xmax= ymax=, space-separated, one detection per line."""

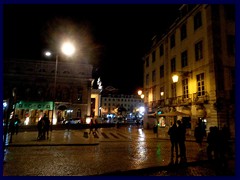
xmin=61 ymin=42 xmax=75 ymax=56
xmin=45 ymin=51 xmax=52 ymax=56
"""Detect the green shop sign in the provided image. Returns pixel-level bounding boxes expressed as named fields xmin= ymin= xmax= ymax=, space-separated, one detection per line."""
xmin=16 ymin=101 xmax=54 ymax=110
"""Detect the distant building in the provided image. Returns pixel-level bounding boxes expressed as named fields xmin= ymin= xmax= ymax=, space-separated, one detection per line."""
xmin=100 ymin=86 xmax=144 ymax=116
xmin=3 ymin=58 xmax=93 ymax=125
xmin=143 ymin=4 xmax=235 ymax=136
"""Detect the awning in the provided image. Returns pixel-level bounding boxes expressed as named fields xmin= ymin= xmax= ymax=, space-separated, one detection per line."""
xmin=158 ymin=111 xmax=190 ymax=117
xmin=16 ymin=101 xmax=54 ymax=110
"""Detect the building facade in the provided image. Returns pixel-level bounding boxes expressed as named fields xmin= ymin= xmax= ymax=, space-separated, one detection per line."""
xmin=143 ymin=4 xmax=235 ymax=136
xmin=100 ymin=86 xmax=144 ymax=117
xmin=3 ymin=58 xmax=93 ymax=125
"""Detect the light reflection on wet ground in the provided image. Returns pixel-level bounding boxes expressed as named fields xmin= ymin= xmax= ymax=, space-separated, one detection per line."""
xmin=3 ymin=126 xmax=234 ymax=176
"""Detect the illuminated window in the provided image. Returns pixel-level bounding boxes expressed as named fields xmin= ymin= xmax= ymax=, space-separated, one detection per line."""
xmin=182 ymin=79 xmax=189 ymax=98
xmin=197 ymin=73 xmax=205 ymax=96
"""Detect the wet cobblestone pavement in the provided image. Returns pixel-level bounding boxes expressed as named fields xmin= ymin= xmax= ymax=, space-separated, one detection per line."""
xmin=3 ymin=126 xmax=235 ymax=176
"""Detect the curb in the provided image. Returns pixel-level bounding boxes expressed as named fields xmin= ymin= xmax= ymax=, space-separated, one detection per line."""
xmin=6 ymin=143 xmax=99 ymax=147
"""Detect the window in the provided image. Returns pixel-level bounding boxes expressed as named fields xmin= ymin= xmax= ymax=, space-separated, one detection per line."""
xmin=181 ymin=23 xmax=187 ymax=40
xmin=170 ymin=34 xmax=175 ymax=49
xmin=146 ymin=74 xmax=149 ymax=85
xmin=160 ymin=65 xmax=164 ymax=78
xmin=181 ymin=50 xmax=188 ymax=68
xmin=152 ymin=70 xmax=156 ymax=82
xmin=197 ymin=73 xmax=205 ymax=96
xmin=171 ymin=58 xmax=176 ymax=73
xmin=194 ymin=11 xmax=202 ymax=30
xmin=153 ymin=86 xmax=156 ymax=101
xmin=182 ymin=79 xmax=189 ymax=98
xmin=171 ymin=83 xmax=177 ymax=97
xmin=195 ymin=40 xmax=203 ymax=61
xmin=152 ymin=51 xmax=156 ymax=62
xmin=227 ymin=35 xmax=235 ymax=56
xmin=146 ymin=57 xmax=149 ymax=67
xmin=160 ymin=44 xmax=164 ymax=56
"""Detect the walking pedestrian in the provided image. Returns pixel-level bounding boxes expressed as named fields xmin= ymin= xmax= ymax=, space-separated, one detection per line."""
xmin=94 ymin=118 xmax=99 ymax=134
xmin=89 ymin=119 xmax=94 ymax=135
xmin=168 ymin=119 xmax=178 ymax=164
xmin=176 ymin=120 xmax=187 ymax=164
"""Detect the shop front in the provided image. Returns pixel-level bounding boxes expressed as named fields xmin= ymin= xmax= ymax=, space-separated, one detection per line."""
xmin=15 ymin=101 xmax=54 ymax=125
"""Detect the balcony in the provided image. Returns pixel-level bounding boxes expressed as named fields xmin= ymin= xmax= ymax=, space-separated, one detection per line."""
xmin=193 ymin=91 xmax=210 ymax=104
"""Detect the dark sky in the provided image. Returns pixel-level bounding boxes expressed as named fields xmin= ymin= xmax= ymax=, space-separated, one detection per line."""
xmin=4 ymin=4 xmax=181 ymax=94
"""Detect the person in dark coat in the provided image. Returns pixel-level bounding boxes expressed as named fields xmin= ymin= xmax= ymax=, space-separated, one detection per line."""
xmin=37 ymin=118 xmax=45 ymax=140
xmin=13 ymin=115 xmax=21 ymax=135
xmin=207 ymin=126 xmax=219 ymax=160
xmin=42 ymin=113 xmax=50 ymax=139
xmin=168 ymin=120 xmax=178 ymax=164
xmin=177 ymin=120 xmax=187 ymax=163
xmin=194 ymin=122 xmax=206 ymax=151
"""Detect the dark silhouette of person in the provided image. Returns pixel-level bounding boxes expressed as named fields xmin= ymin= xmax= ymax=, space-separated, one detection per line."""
xmin=89 ymin=119 xmax=94 ymax=135
xmin=177 ymin=120 xmax=186 ymax=163
xmin=14 ymin=115 xmax=21 ymax=135
xmin=194 ymin=122 xmax=206 ymax=151
xmin=42 ymin=113 xmax=50 ymax=139
xmin=37 ymin=118 xmax=45 ymax=140
xmin=207 ymin=126 xmax=219 ymax=161
xmin=168 ymin=119 xmax=178 ymax=164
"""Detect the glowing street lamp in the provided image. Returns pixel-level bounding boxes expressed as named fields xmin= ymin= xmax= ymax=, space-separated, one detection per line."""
xmin=45 ymin=41 xmax=75 ymax=100
xmin=172 ymin=74 xmax=179 ymax=83
xmin=138 ymin=90 xmax=143 ymax=96
xmin=45 ymin=41 xmax=75 ymax=125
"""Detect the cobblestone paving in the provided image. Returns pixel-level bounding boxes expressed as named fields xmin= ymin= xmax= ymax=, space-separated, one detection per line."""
xmin=3 ymin=126 xmax=235 ymax=176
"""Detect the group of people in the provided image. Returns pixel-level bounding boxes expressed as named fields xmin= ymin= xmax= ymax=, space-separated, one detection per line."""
xmin=168 ymin=119 xmax=187 ymax=165
xmin=37 ymin=113 xmax=50 ymax=140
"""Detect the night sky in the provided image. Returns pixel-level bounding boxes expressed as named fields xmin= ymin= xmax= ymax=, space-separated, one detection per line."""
xmin=4 ymin=4 xmax=181 ymax=94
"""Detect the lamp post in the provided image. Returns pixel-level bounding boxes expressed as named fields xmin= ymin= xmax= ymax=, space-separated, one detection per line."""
xmin=45 ymin=41 xmax=75 ymax=124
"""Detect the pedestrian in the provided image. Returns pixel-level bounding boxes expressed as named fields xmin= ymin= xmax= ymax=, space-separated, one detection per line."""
xmin=94 ymin=118 xmax=99 ymax=133
xmin=176 ymin=120 xmax=187 ymax=164
xmin=89 ymin=119 xmax=94 ymax=135
xmin=194 ymin=122 xmax=206 ymax=151
xmin=168 ymin=119 xmax=178 ymax=164
xmin=42 ymin=113 xmax=50 ymax=139
xmin=37 ymin=118 xmax=45 ymax=140
xmin=207 ymin=126 xmax=219 ymax=161
xmin=13 ymin=115 xmax=21 ymax=135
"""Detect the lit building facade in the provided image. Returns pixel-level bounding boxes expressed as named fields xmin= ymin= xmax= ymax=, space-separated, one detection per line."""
xmin=143 ymin=4 xmax=235 ymax=136
xmin=3 ymin=58 xmax=93 ymax=125
xmin=100 ymin=86 xmax=144 ymax=117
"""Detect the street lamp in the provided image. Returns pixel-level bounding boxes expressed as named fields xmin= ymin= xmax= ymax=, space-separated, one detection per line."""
xmin=45 ymin=41 xmax=75 ymax=100
xmin=45 ymin=41 xmax=75 ymax=125
xmin=172 ymin=71 xmax=192 ymax=83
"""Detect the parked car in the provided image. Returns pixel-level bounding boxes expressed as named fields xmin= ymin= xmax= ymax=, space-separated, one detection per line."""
xmin=63 ymin=118 xmax=82 ymax=124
